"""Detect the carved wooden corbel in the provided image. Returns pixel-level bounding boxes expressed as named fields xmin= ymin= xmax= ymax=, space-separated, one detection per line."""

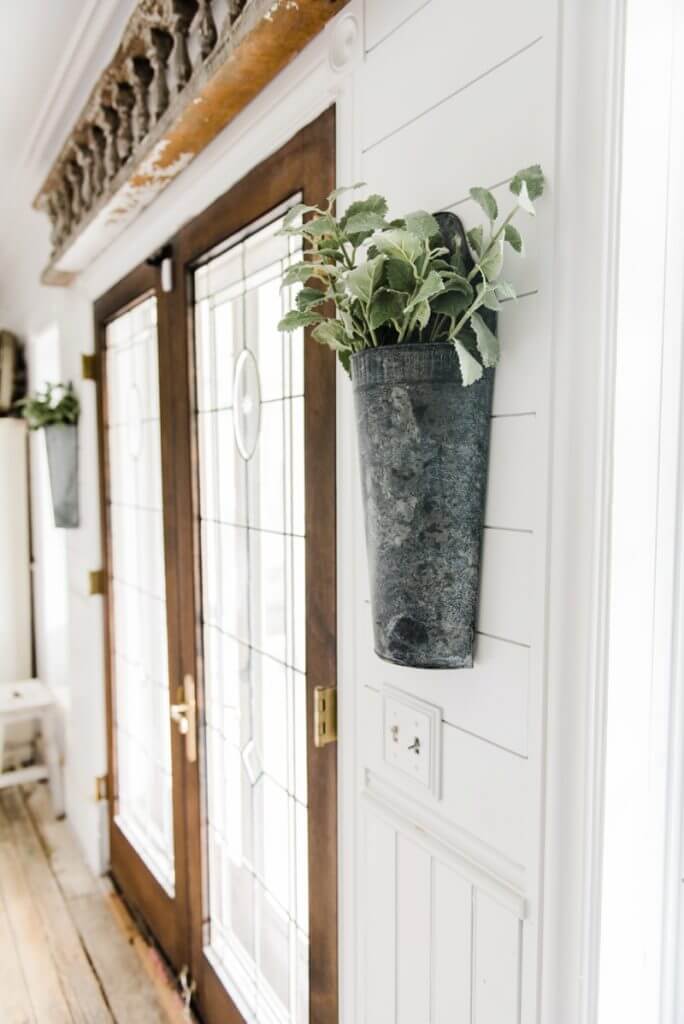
xmin=65 ymin=160 xmax=84 ymax=221
xmin=130 ymin=55 xmax=154 ymax=143
xmin=101 ymin=105 xmax=121 ymax=181
xmin=197 ymin=0 xmax=217 ymax=59
xmin=169 ymin=0 xmax=199 ymax=93
xmin=148 ymin=27 xmax=174 ymax=121
xmin=116 ymin=82 xmax=136 ymax=164
xmin=89 ymin=124 xmax=107 ymax=197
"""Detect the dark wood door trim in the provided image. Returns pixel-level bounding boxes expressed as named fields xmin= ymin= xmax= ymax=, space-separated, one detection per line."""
xmin=169 ymin=106 xmax=338 ymax=1024
xmin=94 ymin=262 xmax=190 ymax=971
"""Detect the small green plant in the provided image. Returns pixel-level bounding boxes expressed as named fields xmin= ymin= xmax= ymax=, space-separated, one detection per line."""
xmin=18 ymin=382 xmax=80 ymax=430
xmin=277 ymin=165 xmax=544 ymax=385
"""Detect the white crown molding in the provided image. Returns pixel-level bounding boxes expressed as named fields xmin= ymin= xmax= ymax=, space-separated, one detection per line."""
xmin=20 ymin=0 xmax=136 ymax=180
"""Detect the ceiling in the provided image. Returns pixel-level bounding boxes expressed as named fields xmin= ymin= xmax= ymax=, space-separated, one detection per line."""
xmin=0 ymin=0 xmax=137 ymax=326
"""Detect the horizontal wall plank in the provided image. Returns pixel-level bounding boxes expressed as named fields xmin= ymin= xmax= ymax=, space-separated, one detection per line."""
xmin=492 ymin=293 xmax=546 ymax=416
xmin=396 ymin=835 xmax=432 ymax=1024
xmin=485 ymin=414 xmax=537 ymax=532
xmin=361 ymin=38 xmax=552 ymax=220
xmin=478 ymin=529 xmax=533 ymax=645
xmin=474 ymin=891 xmax=521 ymax=1024
xmin=365 ymin=0 xmax=431 ymax=51
xmin=358 ymin=628 xmax=530 ymax=756
xmin=362 ymin=0 xmax=544 ymax=150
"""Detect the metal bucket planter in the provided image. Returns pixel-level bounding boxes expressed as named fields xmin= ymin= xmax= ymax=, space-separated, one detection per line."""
xmin=44 ymin=423 xmax=79 ymax=528
xmin=351 ymin=342 xmax=493 ymax=668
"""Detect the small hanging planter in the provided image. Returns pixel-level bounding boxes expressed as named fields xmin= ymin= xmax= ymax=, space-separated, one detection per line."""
xmin=278 ymin=165 xmax=545 ymax=668
xmin=44 ymin=422 xmax=80 ymax=528
xmin=18 ymin=382 xmax=80 ymax=529
xmin=352 ymin=343 xmax=493 ymax=667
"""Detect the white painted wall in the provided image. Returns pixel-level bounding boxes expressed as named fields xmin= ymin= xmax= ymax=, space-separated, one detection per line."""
xmin=3 ymin=0 xmax=634 ymax=1019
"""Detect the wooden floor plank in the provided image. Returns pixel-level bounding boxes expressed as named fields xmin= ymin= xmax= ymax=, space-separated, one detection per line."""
xmin=0 ymin=796 xmax=73 ymax=1024
xmin=0 ymin=878 xmax=35 ymax=1024
xmin=24 ymin=784 xmax=191 ymax=1024
xmin=69 ymin=892 xmax=171 ymax=1024
xmin=1 ymin=792 xmax=113 ymax=1024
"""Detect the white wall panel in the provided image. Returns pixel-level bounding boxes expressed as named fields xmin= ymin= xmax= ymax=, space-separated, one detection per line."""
xmin=0 ymin=420 xmax=31 ymax=683
xmin=361 ymin=38 xmax=552 ymax=217
xmin=478 ymin=530 xmax=533 ymax=644
xmin=432 ymin=861 xmax=472 ymax=1023
xmin=485 ymin=415 xmax=537 ymax=532
xmin=474 ymin=891 xmax=522 ymax=1024
xmin=364 ymin=813 xmax=397 ymax=1024
xmin=492 ymin=294 xmax=545 ymax=416
xmin=362 ymin=0 xmax=544 ymax=150
xmin=364 ymin=0 xmax=431 ymax=53
xmin=396 ymin=836 xmax=431 ymax=1023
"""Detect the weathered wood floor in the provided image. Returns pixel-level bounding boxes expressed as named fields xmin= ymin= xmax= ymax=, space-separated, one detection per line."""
xmin=0 ymin=784 xmax=193 ymax=1024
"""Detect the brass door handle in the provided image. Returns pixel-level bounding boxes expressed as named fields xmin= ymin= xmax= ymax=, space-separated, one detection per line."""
xmin=170 ymin=675 xmax=197 ymax=763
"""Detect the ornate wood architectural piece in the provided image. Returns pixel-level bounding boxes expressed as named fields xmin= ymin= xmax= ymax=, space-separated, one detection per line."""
xmin=34 ymin=0 xmax=349 ymax=285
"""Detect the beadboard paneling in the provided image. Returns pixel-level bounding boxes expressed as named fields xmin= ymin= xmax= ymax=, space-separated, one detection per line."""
xmin=362 ymin=795 xmax=525 ymax=1023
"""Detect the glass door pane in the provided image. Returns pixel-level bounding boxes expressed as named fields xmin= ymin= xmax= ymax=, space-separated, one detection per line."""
xmin=193 ymin=210 xmax=309 ymax=1023
xmin=105 ymin=295 xmax=175 ymax=894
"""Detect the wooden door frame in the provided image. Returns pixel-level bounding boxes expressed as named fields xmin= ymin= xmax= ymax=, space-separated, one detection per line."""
xmin=94 ymin=263 xmax=191 ymax=972
xmin=167 ymin=106 xmax=338 ymax=1023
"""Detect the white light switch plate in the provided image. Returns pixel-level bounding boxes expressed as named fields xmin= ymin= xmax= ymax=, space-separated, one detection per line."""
xmin=382 ymin=685 xmax=442 ymax=798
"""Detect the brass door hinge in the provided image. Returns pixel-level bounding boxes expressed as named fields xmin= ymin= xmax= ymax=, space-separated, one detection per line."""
xmin=88 ymin=569 xmax=106 ymax=595
xmin=81 ymin=353 xmax=97 ymax=380
xmin=94 ymin=774 xmax=109 ymax=801
xmin=170 ymin=674 xmax=197 ymax=763
xmin=313 ymin=686 xmax=337 ymax=748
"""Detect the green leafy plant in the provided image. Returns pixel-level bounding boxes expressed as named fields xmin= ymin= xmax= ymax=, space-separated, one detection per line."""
xmin=18 ymin=382 xmax=80 ymax=430
xmin=277 ymin=165 xmax=545 ymax=385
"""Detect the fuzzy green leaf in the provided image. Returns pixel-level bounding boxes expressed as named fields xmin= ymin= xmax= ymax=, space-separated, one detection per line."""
xmin=431 ymin=286 xmax=472 ymax=319
xmin=346 ymin=255 xmax=386 ymax=305
xmin=343 ymin=210 xmax=388 ymax=236
xmin=515 ymin=180 xmax=535 ymax=215
xmin=479 ymin=238 xmax=504 ymax=280
xmin=341 ymin=194 xmax=389 ymax=229
xmin=504 ymin=223 xmax=523 ymax=254
xmin=470 ymin=312 xmax=500 ymax=368
xmin=495 ymin=280 xmax=517 ymax=301
xmin=372 ymin=229 xmax=423 ymax=263
xmin=510 ymin=164 xmax=545 ymax=201
xmin=453 ymin=340 xmax=483 ymax=386
xmin=278 ymin=309 xmax=326 ymax=332
xmin=469 ymin=187 xmax=498 ymax=221
xmin=406 ymin=270 xmax=444 ymax=311
xmin=467 ymin=225 xmax=484 ymax=258
xmin=304 ymin=214 xmax=338 ymax=237
xmin=385 ymin=258 xmax=416 ymax=293
xmin=369 ymin=288 xmax=406 ymax=329
xmin=339 ymin=349 xmax=352 ymax=377
xmin=481 ymin=287 xmax=501 ymax=311
xmin=296 ymin=287 xmax=325 ymax=311
xmin=327 ymin=182 xmax=366 ymax=203
xmin=280 ymin=202 xmax=320 ymax=231
xmin=404 ymin=210 xmax=441 ymax=240
xmin=312 ymin=319 xmax=351 ymax=351
xmin=414 ymin=300 xmax=432 ymax=330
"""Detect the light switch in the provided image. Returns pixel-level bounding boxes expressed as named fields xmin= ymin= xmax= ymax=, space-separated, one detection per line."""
xmin=382 ymin=686 xmax=442 ymax=798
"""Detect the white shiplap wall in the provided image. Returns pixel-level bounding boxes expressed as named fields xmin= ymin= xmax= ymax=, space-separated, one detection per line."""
xmin=354 ymin=1 xmax=556 ymax=1020
xmin=21 ymin=0 xmax=569 ymax=1017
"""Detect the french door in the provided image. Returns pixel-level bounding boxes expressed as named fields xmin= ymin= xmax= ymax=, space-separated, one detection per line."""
xmin=95 ymin=108 xmax=337 ymax=1024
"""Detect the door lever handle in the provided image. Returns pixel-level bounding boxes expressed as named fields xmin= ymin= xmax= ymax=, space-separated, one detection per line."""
xmin=170 ymin=674 xmax=197 ymax=763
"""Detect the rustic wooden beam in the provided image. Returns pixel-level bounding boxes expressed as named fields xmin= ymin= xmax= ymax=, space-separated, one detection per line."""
xmin=35 ymin=0 xmax=350 ymax=285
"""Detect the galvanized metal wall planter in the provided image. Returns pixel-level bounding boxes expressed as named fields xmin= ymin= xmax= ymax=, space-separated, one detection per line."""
xmin=351 ymin=343 xmax=494 ymax=670
xmin=44 ymin=424 xmax=79 ymax=528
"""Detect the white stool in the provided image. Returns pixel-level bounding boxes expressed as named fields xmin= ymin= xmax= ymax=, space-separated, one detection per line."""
xmin=0 ymin=679 xmax=64 ymax=817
